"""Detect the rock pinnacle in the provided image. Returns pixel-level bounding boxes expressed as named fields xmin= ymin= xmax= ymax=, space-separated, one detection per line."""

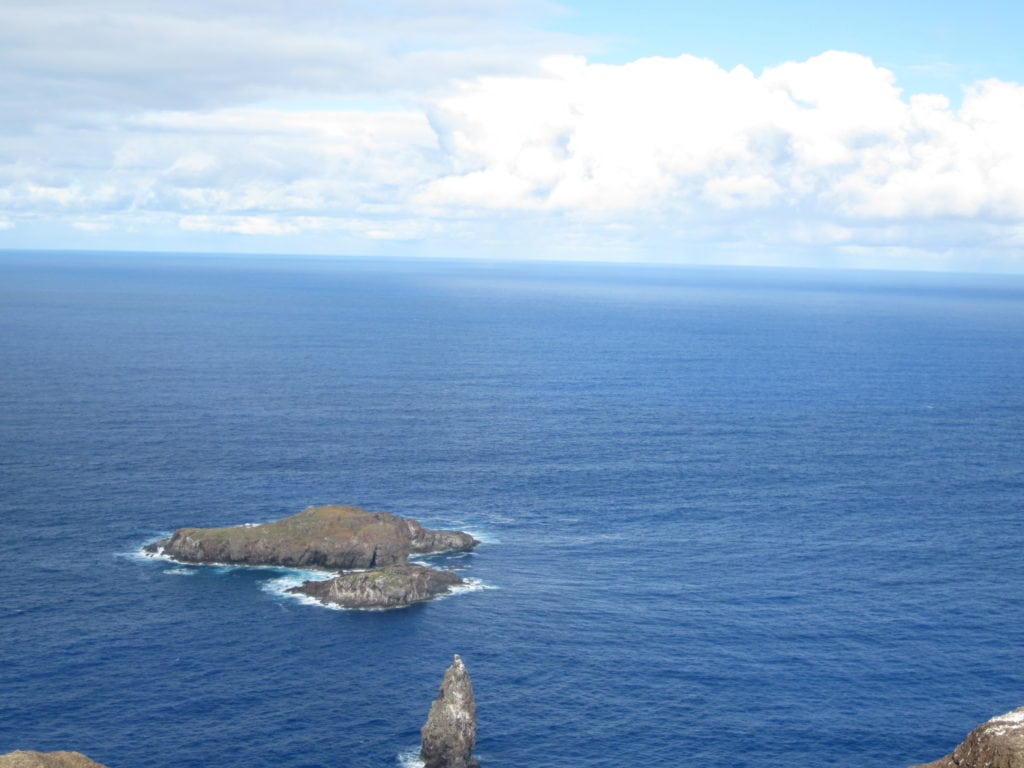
xmin=420 ymin=654 xmax=479 ymax=768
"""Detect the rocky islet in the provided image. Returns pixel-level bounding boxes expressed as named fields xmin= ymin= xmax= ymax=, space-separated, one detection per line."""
xmin=146 ymin=504 xmax=478 ymax=609
xmin=288 ymin=563 xmax=465 ymax=609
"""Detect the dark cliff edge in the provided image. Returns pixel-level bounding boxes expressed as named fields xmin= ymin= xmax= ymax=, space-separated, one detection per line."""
xmin=911 ymin=706 xmax=1024 ymax=768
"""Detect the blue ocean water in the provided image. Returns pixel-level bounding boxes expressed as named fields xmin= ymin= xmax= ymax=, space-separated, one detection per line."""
xmin=1 ymin=252 xmax=1023 ymax=768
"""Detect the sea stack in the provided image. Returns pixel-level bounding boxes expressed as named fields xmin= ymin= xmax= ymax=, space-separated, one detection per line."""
xmin=911 ymin=706 xmax=1024 ymax=768
xmin=421 ymin=655 xmax=479 ymax=768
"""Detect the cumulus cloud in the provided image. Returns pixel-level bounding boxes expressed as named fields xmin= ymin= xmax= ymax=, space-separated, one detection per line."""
xmin=422 ymin=51 xmax=1024 ymax=226
xmin=2 ymin=3 xmax=1024 ymax=271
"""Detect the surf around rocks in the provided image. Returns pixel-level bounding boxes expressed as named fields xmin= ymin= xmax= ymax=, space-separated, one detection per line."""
xmin=146 ymin=504 xmax=479 ymax=609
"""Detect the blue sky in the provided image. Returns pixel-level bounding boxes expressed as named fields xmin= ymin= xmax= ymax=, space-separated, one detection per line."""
xmin=554 ymin=1 xmax=1024 ymax=99
xmin=2 ymin=0 xmax=1023 ymax=271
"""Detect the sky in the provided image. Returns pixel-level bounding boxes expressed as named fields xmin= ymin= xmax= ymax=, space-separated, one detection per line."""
xmin=2 ymin=0 xmax=1024 ymax=271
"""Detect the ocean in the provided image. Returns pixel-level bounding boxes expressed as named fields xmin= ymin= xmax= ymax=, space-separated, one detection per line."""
xmin=1 ymin=251 xmax=1023 ymax=768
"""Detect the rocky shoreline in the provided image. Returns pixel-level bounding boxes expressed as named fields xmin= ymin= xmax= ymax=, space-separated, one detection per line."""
xmin=145 ymin=504 xmax=478 ymax=609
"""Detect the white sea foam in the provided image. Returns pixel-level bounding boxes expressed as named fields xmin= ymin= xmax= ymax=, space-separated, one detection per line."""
xmin=133 ymin=547 xmax=338 ymax=576
xmin=127 ymin=541 xmax=340 ymax=595
xmin=419 ymin=523 xmax=500 ymax=545
xmin=113 ymin=538 xmax=175 ymax=565
xmin=989 ymin=708 xmax=1024 ymax=725
xmin=463 ymin=528 xmax=500 ymax=544
xmin=258 ymin=568 xmax=333 ymax=591
xmin=261 ymin=570 xmax=496 ymax=611
xmin=267 ymin=581 xmax=346 ymax=610
xmin=396 ymin=748 xmax=424 ymax=768
xmin=987 ymin=708 xmax=1024 ymax=734
xmin=445 ymin=577 xmax=497 ymax=597
xmin=412 ymin=550 xmax=478 ymax=569
xmin=259 ymin=569 xmax=347 ymax=610
xmin=124 ymin=534 xmax=494 ymax=609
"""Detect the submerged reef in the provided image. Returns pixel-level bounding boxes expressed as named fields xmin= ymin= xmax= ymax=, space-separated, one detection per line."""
xmin=911 ymin=706 xmax=1024 ymax=768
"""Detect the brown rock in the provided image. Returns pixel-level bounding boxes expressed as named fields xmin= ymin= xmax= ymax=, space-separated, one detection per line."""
xmin=911 ymin=706 xmax=1024 ymax=768
xmin=287 ymin=564 xmax=464 ymax=609
xmin=406 ymin=519 xmax=478 ymax=555
xmin=145 ymin=504 xmax=477 ymax=569
xmin=421 ymin=654 xmax=479 ymax=768
xmin=0 ymin=752 xmax=108 ymax=768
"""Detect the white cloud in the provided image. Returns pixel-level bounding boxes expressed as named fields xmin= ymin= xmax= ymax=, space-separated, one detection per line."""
xmin=177 ymin=212 xmax=435 ymax=241
xmin=3 ymin=17 xmax=1024 ymax=270
xmin=402 ymin=50 xmax=1024 ymax=268
xmin=0 ymin=0 xmax=572 ymax=123
xmin=178 ymin=215 xmax=305 ymax=236
xmin=421 ymin=51 xmax=1024 ymax=225
xmin=71 ymin=218 xmax=116 ymax=232
xmin=0 ymin=106 xmax=441 ymax=223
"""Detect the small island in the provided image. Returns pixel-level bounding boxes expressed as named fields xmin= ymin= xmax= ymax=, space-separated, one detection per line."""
xmin=289 ymin=564 xmax=465 ymax=609
xmin=146 ymin=504 xmax=479 ymax=609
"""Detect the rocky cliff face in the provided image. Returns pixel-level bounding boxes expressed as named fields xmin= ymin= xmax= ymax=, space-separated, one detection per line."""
xmin=146 ymin=505 xmax=478 ymax=569
xmin=0 ymin=752 xmax=108 ymax=768
xmin=406 ymin=519 xmax=478 ymax=555
xmin=288 ymin=564 xmax=463 ymax=609
xmin=912 ymin=706 xmax=1024 ymax=768
xmin=421 ymin=654 xmax=479 ymax=768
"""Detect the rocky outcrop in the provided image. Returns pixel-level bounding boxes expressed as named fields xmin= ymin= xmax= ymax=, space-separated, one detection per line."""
xmin=287 ymin=564 xmax=463 ymax=609
xmin=421 ymin=654 xmax=479 ymax=768
xmin=0 ymin=752 xmax=108 ymax=768
xmin=912 ymin=706 xmax=1024 ymax=768
xmin=407 ymin=519 xmax=478 ymax=555
xmin=145 ymin=504 xmax=478 ymax=569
